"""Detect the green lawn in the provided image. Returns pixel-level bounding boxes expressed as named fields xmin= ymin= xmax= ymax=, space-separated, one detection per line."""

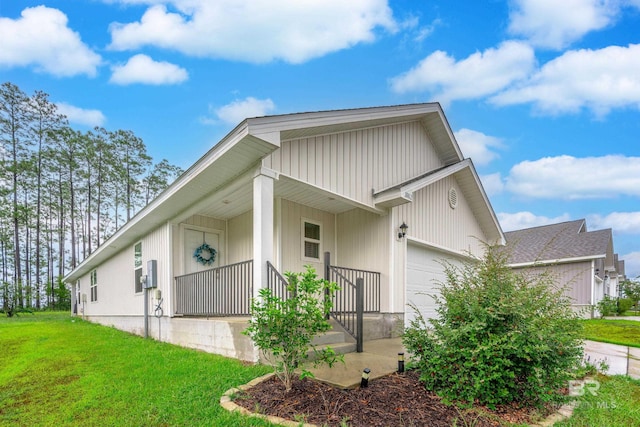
xmin=3 ymin=313 xmax=640 ymax=426
xmin=555 ymin=374 xmax=640 ymax=427
xmin=0 ymin=312 xmax=273 ymax=426
xmin=581 ymin=319 xmax=640 ymax=348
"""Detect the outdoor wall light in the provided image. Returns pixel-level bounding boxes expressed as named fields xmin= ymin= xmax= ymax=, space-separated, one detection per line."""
xmin=398 ymin=222 xmax=408 ymax=239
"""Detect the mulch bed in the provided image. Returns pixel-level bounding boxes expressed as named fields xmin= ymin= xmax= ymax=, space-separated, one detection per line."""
xmin=234 ymin=370 xmax=550 ymax=426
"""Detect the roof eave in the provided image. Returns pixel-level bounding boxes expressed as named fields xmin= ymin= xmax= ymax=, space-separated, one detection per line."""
xmin=509 ymin=254 xmax=605 ymax=268
xmin=64 ymin=122 xmax=280 ymax=283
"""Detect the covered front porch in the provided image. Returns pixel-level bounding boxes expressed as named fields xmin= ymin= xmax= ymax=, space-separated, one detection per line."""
xmin=173 ymin=253 xmax=383 ymax=352
xmin=166 ymin=158 xmax=405 ymax=354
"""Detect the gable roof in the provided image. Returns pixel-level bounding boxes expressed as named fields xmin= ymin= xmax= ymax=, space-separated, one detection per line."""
xmin=374 ymin=159 xmax=504 ymax=244
xmin=64 ymin=103 xmax=502 ymax=283
xmin=504 ymin=219 xmax=613 ymax=266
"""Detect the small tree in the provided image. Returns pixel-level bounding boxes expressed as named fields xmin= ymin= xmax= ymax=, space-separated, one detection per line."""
xmin=596 ymin=295 xmax=618 ymax=317
xmin=617 ymin=298 xmax=634 ymax=315
xmin=243 ymin=266 xmax=342 ymax=392
xmin=621 ymin=278 xmax=640 ymax=310
xmin=403 ymin=245 xmax=583 ymax=408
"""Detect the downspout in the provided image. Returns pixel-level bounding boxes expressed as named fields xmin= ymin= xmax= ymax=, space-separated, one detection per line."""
xmin=591 ymin=260 xmax=596 ymax=318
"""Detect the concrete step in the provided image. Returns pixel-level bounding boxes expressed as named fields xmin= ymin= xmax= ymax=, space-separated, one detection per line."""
xmin=312 ymin=330 xmax=347 ymax=346
xmin=308 ymin=341 xmax=357 ymax=361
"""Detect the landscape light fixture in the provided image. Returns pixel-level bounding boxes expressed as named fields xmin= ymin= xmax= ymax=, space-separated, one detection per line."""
xmin=398 ymin=222 xmax=408 ymax=239
xmin=361 ymin=368 xmax=371 ymax=388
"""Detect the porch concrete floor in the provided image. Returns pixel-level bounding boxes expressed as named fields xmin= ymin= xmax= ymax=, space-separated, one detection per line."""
xmin=306 ymin=337 xmax=408 ymax=389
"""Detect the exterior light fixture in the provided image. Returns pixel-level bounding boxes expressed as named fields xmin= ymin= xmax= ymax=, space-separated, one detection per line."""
xmin=398 ymin=352 xmax=405 ymax=373
xmin=398 ymin=222 xmax=408 ymax=239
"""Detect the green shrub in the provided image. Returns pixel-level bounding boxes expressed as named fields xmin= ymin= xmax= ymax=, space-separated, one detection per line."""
xmin=243 ymin=266 xmax=342 ymax=392
xmin=621 ymin=279 xmax=640 ymax=310
xmin=403 ymin=245 xmax=583 ymax=408
xmin=618 ymin=298 xmax=635 ymax=315
xmin=596 ymin=295 xmax=618 ymax=317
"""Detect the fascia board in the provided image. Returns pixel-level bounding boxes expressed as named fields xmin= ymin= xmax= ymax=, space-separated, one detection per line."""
xmin=64 ymin=123 xmax=278 ymax=283
xmin=462 ymin=161 xmax=506 ymax=246
xmin=509 ymin=254 xmax=606 ymax=268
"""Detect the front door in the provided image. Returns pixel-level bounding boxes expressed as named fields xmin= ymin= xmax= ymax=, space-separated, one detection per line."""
xmin=184 ymin=228 xmax=221 ymax=274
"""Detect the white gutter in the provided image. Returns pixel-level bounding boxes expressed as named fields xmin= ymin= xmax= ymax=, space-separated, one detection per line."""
xmin=509 ymin=254 xmax=606 ymax=269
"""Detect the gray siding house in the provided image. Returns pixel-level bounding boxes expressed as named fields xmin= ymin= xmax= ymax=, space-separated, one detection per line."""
xmin=64 ymin=103 xmax=504 ymax=361
xmin=504 ymin=219 xmax=624 ymax=318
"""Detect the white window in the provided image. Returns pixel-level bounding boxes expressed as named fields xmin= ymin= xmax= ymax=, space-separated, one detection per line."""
xmin=302 ymin=219 xmax=321 ymax=261
xmin=90 ymin=270 xmax=97 ymax=302
xmin=134 ymin=242 xmax=143 ymax=293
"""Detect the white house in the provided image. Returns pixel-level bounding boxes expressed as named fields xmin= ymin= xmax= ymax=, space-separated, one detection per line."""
xmin=64 ymin=103 xmax=505 ymax=361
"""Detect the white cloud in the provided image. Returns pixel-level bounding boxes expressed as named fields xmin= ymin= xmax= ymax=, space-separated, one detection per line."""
xmin=480 ymin=173 xmax=505 ymax=197
xmin=491 ymin=44 xmax=640 ymax=116
xmin=498 ymin=211 xmax=572 ymax=232
xmin=505 ymin=155 xmax=640 ymax=199
xmin=213 ymin=97 xmax=276 ymax=125
xmin=108 ymin=0 xmax=396 ymax=63
xmin=110 ymin=54 xmax=188 ymax=85
xmin=507 ymin=0 xmax=619 ymax=49
xmin=454 ymin=128 xmax=503 ymax=166
xmin=623 ymin=251 xmax=640 ymax=279
xmin=0 ymin=6 xmax=101 ymax=77
xmin=55 ymin=102 xmax=106 ymax=127
xmin=588 ymin=212 xmax=640 ymax=234
xmin=389 ymin=41 xmax=535 ymax=103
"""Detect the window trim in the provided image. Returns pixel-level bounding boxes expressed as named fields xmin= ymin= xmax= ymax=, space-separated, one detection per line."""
xmin=134 ymin=241 xmax=143 ymax=294
xmin=90 ymin=269 xmax=98 ymax=302
xmin=301 ymin=218 xmax=322 ymax=262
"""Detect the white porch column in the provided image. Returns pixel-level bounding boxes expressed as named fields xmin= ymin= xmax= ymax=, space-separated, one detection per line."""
xmin=253 ymin=167 xmax=278 ymax=298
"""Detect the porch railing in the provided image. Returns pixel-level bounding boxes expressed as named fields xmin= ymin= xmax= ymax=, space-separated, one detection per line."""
xmin=174 ymin=260 xmax=253 ymax=316
xmin=324 ymin=252 xmax=381 ymax=352
xmin=267 ymin=261 xmax=291 ymax=300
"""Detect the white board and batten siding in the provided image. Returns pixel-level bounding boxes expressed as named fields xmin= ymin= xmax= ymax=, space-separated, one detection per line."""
xmin=397 ymin=175 xmax=488 ymax=327
xmin=227 ymin=210 xmax=253 ymax=264
xmin=78 ymin=223 xmax=170 ymax=317
xmin=396 ymin=175 xmax=486 ymax=256
xmin=263 ymin=121 xmax=444 ymax=207
xmin=279 ymin=199 xmax=336 ymax=275
xmin=335 ymin=208 xmax=391 ymax=310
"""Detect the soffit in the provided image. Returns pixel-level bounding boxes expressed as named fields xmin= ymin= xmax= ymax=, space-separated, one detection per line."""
xmin=64 ymin=134 xmax=276 ymax=282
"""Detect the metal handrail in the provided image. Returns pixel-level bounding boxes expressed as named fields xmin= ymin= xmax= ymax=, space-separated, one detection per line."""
xmin=174 ymin=260 xmax=253 ymax=316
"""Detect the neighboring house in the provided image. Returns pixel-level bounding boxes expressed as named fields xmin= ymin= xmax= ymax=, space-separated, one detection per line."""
xmin=613 ymin=254 xmax=626 ymax=298
xmin=504 ymin=219 xmax=624 ymax=318
xmin=64 ymin=103 xmax=504 ymax=362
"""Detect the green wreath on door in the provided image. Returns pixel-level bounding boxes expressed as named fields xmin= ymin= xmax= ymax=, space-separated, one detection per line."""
xmin=193 ymin=243 xmax=216 ymax=266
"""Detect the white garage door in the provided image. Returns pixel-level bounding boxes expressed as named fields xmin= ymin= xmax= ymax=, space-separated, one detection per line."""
xmin=405 ymin=243 xmax=467 ymax=327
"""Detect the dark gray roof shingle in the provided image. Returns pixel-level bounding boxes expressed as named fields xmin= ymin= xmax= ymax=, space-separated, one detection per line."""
xmin=504 ymin=219 xmax=612 ymax=264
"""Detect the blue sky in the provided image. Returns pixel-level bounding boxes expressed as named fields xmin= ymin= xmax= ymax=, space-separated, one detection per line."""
xmin=1 ymin=0 xmax=639 ymax=277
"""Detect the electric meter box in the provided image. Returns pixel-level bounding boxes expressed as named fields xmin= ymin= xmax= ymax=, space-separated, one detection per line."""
xmin=145 ymin=260 xmax=158 ymax=288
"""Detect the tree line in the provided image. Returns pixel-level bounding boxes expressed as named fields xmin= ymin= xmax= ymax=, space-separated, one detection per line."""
xmin=0 ymin=82 xmax=183 ymax=314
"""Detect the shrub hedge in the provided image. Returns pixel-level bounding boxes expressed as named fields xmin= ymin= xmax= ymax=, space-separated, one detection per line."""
xmin=403 ymin=245 xmax=584 ymax=408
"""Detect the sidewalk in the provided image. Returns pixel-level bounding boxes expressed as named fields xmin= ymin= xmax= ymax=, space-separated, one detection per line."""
xmin=309 ymin=337 xmax=640 ymax=389
xmin=583 ymin=340 xmax=640 ymax=379
xmin=603 ymin=316 xmax=640 ymax=321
